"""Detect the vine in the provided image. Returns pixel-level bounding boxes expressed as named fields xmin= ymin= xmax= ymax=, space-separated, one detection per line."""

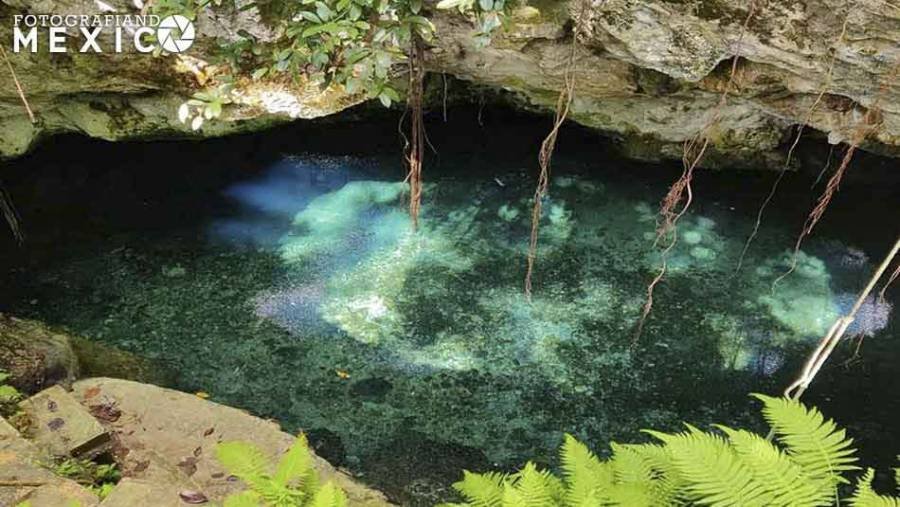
xmin=523 ymin=1 xmax=583 ymax=299
xmin=633 ymin=0 xmax=760 ymax=343
xmin=734 ymin=7 xmax=852 ymax=273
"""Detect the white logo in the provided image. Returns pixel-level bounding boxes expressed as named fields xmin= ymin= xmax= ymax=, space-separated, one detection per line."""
xmin=156 ymin=15 xmax=194 ymax=53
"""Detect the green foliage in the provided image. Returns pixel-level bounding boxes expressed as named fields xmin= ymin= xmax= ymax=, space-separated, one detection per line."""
xmin=445 ymin=395 xmax=900 ymax=506
xmin=0 ymin=369 xmax=23 ymax=418
xmin=52 ymin=457 xmax=121 ymax=500
xmin=178 ymin=83 xmax=234 ymax=131
xmin=216 ymin=434 xmax=347 ymax=507
xmin=159 ymin=0 xmax=508 ymax=109
xmin=435 ymin=0 xmax=506 ymax=47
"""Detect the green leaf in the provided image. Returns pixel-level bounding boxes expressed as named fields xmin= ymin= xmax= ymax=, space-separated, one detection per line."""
xmin=409 ymin=0 xmax=422 ymax=14
xmin=453 ymin=470 xmax=507 ymax=507
xmin=753 ymin=394 xmax=858 ymax=488
xmin=273 ymin=435 xmax=314 ymax=487
xmin=300 ymin=11 xmax=322 ymax=23
xmin=252 ymin=67 xmax=269 ymax=80
xmin=308 ymin=482 xmax=348 ymax=507
xmin=435 ymin=0 xmax=467 ymax=9
xmin=315 ymin=1 xmax=334 ymax=21
xmin=223 ymin=490 xmax=263 ymax=507
xmin=850 ymin=469 xmax=900 ymax=506
xmin=215 ymin=441 xmax=270 ymax=490
xmin=478 ymin=0 xmax=492 ymax=11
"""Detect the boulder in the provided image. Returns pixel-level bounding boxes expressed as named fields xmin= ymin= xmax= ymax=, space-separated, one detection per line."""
xmin=0 ymin=314 xmax=79 ymax=395
xmin=72 ymin=377 xmax=393 ymax=506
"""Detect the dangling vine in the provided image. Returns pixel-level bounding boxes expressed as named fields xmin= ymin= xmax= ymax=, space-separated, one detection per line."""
xmin=633 ymin=0 xmax=760 ymax=343
xmin=734 ymin=8 xmax=852 ymax=273
xmin=772 ymin=61 xmax=899 ymax=290
xmin=0 ymin=44 xmax=34 ymax=243
xmin=523 ymin=2 xmax=584 ymax=299
xmin=404 ymin=34 xmax=427 ymax=229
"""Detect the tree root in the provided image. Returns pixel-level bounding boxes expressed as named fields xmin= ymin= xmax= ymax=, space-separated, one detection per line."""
xmin=404 ymin=35 xmax=426 ymax=229
xmin=524 ymin=2 xmax=582 ymax=299
xmin=633 ymin=0 xmax=758 ymax=343
xmin=735 ymin=12 xmax=850 ymax=273
xmin=772 ymin=62 xmax=899 ymax=291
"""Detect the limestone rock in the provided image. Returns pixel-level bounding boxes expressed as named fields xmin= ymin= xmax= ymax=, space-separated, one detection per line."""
xmin=19 ymin=385 xmax=111 ymax=458
xmin=0 ymin=416 xmax=99 ymax=506
xmin=72 ymin=377 xmax=393 ymax=506
xmin=0 ymin=314 xmax=79 ymax=395
xmin=0 ymin=0 xmax=897 ymax=165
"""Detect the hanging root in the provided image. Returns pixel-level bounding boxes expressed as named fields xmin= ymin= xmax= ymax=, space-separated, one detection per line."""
xmin=784 ymin=235 xmax=900 ymax=401
xmin=772 ymin=62 xmax=898 ymax=290
xmin=0 ymin=185 xmax=24 ymax=244
xmin=0 ymin=45 xmax=36 ymax=124
xmin=735 ymin=13 xmax=850 ymax=273
xmin=404 ymin=35 xmax=426 ymax=229
xmin=523 ymin=3 xmax=582 ymax=299
xmin=633 ymin=1 xmax=758 ymax=343
xmin=877 ymin=261 xmax=899 ymax=304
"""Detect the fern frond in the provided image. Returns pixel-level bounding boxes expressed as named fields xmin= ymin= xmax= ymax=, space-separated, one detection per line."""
xmin=605 ymin=482 xmax=656 ymax=507
xmin=620 ymin=443 xmax=684 ymax=505
xmin=224 ymin=490 xmax=264 ymax=507
xmin=508 ymin=462 xmax=561 ymax=506
xmin=646 ymin=425 xmax=769 ymax=506
xmin=718 ymin=426 xmax=828 ymax=506
xmin=850 ymin=469 xmax=900 ymax=507
xmin=501 ymin=482 xmax=527 ymax=507
xmin=453 ymin=470 xmax=508 ymax=507
xmin=275 ymin=434 xmax=315 ymax=488
xmin=216 ymin=441 xmax=271 ymax=490
xmin=560 ymin=434 xmax=612 ymax=506
xmin=307 ymin=482 xmax=348 ymax=507
xmin=753 ymin=394 xmax=858 ymax=487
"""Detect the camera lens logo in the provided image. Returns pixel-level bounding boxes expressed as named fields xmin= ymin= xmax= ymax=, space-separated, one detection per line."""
xmin=156 ymin=15 xmax=195 ymax=53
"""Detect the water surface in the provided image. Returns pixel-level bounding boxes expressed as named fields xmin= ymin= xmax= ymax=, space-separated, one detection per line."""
xmin=1 ymin=111 xmax=897 ymax=504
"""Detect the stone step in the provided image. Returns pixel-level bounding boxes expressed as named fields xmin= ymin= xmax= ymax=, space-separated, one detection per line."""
xmin=19 ymin=385 xmax=110 ymax=459
xmin=0 ymin=416 xmax=99 ymax=506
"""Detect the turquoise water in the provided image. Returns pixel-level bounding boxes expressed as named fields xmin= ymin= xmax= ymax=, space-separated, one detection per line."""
xmin=1 ymin=114 xmax=897 ymax=503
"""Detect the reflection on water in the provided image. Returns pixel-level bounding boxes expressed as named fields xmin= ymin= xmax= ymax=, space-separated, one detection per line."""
xmin=0 ymin=117 xmax=897 ymax=504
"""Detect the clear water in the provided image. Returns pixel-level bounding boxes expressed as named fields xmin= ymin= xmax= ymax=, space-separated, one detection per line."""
xmin=1 ymin=112 xmax=897 ymax=504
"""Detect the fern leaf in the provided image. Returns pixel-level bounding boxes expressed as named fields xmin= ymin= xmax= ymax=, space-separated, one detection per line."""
xmin=275 ymin=434 xmax=315 ymax=487
xmin=560 ymin=434 xmax=612 ymax=506
xmin=453 ymin=470 xmax=508 ymax=507
xmin=216 ymin=441 xmax=271 ymax=490
xmin=850 ymin=469 xmax=900 ymax=507
xmin=646 ymin=425 xmax=769 ymax=506
xmin=501 ymin=482 xmax=527 ymax=507
xmin=718 ymin=425 xmax=829 ymax=506
xmin=224 ymin=490 xmax=264 ymax=507
xmin=753 ymin=394 xmax=858 ymax=487
xmin=605 ymin=482 xmax=656 ymax=507
xmin=617 ymin=443 xmax=684 ymax=506
xmin=306 ymin=481 xmax=348 ymax=507
xmin=508 ymin=462 xmax=561 ymax=506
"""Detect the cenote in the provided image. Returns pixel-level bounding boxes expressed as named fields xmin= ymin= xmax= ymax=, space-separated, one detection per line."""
xmin=1 ymin=107 xmax=898 ymax=504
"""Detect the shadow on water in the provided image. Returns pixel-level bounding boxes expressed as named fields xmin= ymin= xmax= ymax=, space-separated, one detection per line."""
xmin=0 ymin=105 xmax=898 ymax=504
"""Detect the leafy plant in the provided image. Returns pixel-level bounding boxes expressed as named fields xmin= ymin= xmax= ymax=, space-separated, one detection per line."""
xmin=435 ymin=0 xmax=507 ymax=47
xmin=0 ymin=369 xmax=23 ymax=418
xmin=178 ymin=83 xmax=235 ymax=131
xmin=216 ymin=433 xmax=348 ymax=507
xmin=53 ymin=457 xmax=121 ymax=500
xmin=443 ymin=394 xmax=900 ymax=506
